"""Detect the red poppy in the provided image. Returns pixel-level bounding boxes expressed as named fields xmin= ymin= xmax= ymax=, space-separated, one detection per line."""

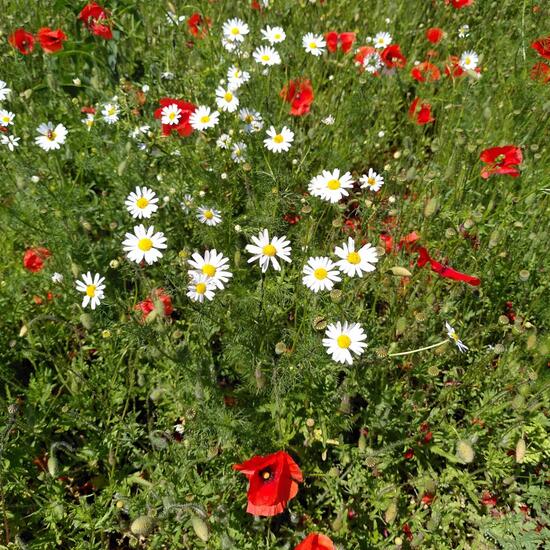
xmin=23 ymin=247 xmax=52 ymax=273
xmin=404 ymin=448 xmax=414 ymax=459
xmin=426 ymin=27 xmax=444 ymax=45
xmin=411 ymin=61 xmax=441 ymax=82
xmin=37 ymin=28 xmax=67 ymax=53
xmin=446 ymin=0 xmax=474 ymax=7
xmin=81 ymin=106 xmax=96 ymax=114
xmin=380 ymin=44 xmax=407 ymax=68
xmin=408 ymin=98 xmax=435 ymax=125
xmin=78 ymin=2 xmax=113 ymax=40
xmin=233 ymin=451 xmax=303 ymax=516
xmin=402 ymin=523 xmax=413 ymax=541
xmin=354 ymin=45 xmax=376 ymax=65
xmin=295 ymin=533 xmax=334 ymax=550
xmin=416 ymin=246 xmax=480 ymax=286
xmin=481 ymin=492 xmax=497 ymax=507
xmin=280 ymin=79 xmax=314 ymax=116
xmin=325 ymin=32 xmax=356 ymax=54
xmin=8 ymin=28 xmax=35 ymax=55
xmin=530 ymin=62 xmax=550 ymax=83
xmin=135 ymin=289 xmax=174 ymax=321
xmin=154 ymin=98 xmax=197 ymax=137
xmin=479 ymin=145 xmax=522 ymax=179
xmin=444 ymin=55 xmax=465 ymax=78
xmin=531 ymin=36 xmax=550 ymax=60
xmin=421 ymin=493 xmax=435 ymax=505
xmin=187 ymin=12 xmax=211 ymax=38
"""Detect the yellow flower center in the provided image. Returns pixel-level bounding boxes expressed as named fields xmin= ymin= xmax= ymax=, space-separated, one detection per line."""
xmin=47 ymin=130 xmax=57 ymax=141
xmin=231 ymin=27 xmax=240 ymax=35
xmin=450 ymin=332 xmax=460 ymax=342
xmin=368 ymin=177 xmax=376 ymax=186
xmin=465 ymin=57 xmax=471 ymax=65
xmin=347 ymin=251 xmax=361 ymax=264
xmin=273 ymin=134 xmax=284 ymax=144
xmin=200 ymin=115 xmax=210 ymax=124
xmin=2 ymin=116 xmax=9 ymax=123
xmin=136 ymin=197 xmax=149 ymax=209
xmin=86 ymin=284 xmax=96 ymax=297
xmin=327 ymin=179 xmax=340 ymax=190
xmin=309 ymin=42 xmax=317 ymax=49
xmin=168 ymin=112 xmax=176 ymax=120
xmin=108 ymin=107 xmax=116 ymax=116
xmin=202 ymin=264 xmax=216 ymax=277
xmin=245 ymin=115 xmax=253 ymax=123
xmin=203 ymin=210 xmax=214 ymax=220
xmin=196 ymin=282 xmax=207 ymax=294
xmin=262 ymin=244 xmax=276 ymax=257
xmin=138 ymin=238 xmax=153 ymax=251
xmin=337 ymin=334 xmax=352 ymax=349
xmin=274 ymin=33 xmax=281 ymax=40
xmin=314 ymin=268 xmax=328 ymax=280
xmin=261 ymin=54 xmax=270 ymax=61
xmin=224 ymin=92 xmax=233 ymax=102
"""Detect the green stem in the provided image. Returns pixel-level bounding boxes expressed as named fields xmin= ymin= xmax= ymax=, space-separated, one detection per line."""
xmin=388 ymin=339 xmax=448 ymax=357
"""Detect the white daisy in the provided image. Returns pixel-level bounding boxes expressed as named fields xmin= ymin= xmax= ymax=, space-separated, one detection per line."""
xmin=0 ymin=110 xmax=15 ymax=127
xmin=308 ymin=169 xmax=354 ymax=203
xmin=122 ymin=224 xmax=167 ymax=265
xmin=75 ymin=272 xmax=106 ymax=310
xmin=458 ymin=25 xmax=470 ymax=39
xmin=129 ymin=125 xmax=150 ymax=139
xmin=81 ymin=113 xmax=95 ymax=131
xmin=51 ymin=272 xmax=64 ymax=284
xmin=446 ymin=322 xmax=469 ymax=353
xmin=222 ymin=38 xmax=239 ymax=53
xmin=0 ymin=80 xmax=11 ymax=101
xmin=215 ymin=86 xmax=239 ymax=113
xmin=245 ymin=229 xmax=291 ymax=273
xmin=359 ymin=169 xmax=384 ymax=192
xmin=363 ymin=52 xmax=383 ymax=73
xmin=322 ymin=321 xmax=367 ymax=365
xmin=459 ymin=51 xmax=479 ymax=71
xmin=261 ymin=25 xmax=286 ymax=44
xmin=102 ymin=103 xmax=120 ymax=124
xmin=302 ymin=33 xmax=326 ymax=56
xmin=334 ymin=237 xmax=379 ymax=277
xmin=1 ymin=134 xmax=20 ymax=151
xmin=189 ymin=106 xmax=220 ymax=131
xmin=231 ymin=141 xmax=247 ymax=163
xmin=227 ymin=66 xmax=250 ymax=90
xmin=197 ymin=206 xmax=222 ymax=226
xmin=322 ymin=115 xmax=335 ymax=125
xmin=125 ymin=186 xmax=159 ymax=219
xmin=187 ymin=274 xmax=216 ymax=303
xmin=180 ymin=194 xmax=193 ymax=214
xmin=239 ymin=108 xmax=263 ymax=133
xmin=264 ymin=125 xmax=294 ymax=153
xmin=160 ymin=103 xmax=182 ymax=125
xmin=188 ymin=249 xmax=233 ymax=290
xmin=35 ymin=122 xmax=68 ymax=151
xmin=373 ymin=31 xmax=392 ymax=49
xmin=222 ymin=18 xmax=250 ymax=43
xmin=253 ymin=46 xmax=281 ymax=66
xmin=217 ymin=133 xmax=232 ymax=149
xmin=302 ymin=257 xmax=341 ymax=293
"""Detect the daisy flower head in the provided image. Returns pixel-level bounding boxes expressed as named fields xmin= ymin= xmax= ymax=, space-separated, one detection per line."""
xmin=189 ymin=106 xmax=220 ymax=130
xmin=374 ymin=31 xmax=392 ymax=49
xmin=122 ymin=224 xmax=167 ymax=265
xmin=125 ymin=186 xmax=159 ymax=219
xmin=302 ymin=257 xmax=341 ymax=293
xmin=81 ymin=113 xmax=95 ymax=131
xmin=334 ymin=237 xmax=379 ymax=277
xmin=215 ymin=86 xmax=239 ymax=113
xmin=188 ymin=249 xmax=233 ymax=290
xmin=240 ymin=108 xmax=263 ymax=133
xmin=222 ymin=18 xmax=250 ymax=43
xmin=75 ymin=272 xmax=105 ymax=310
xmin=160 ymin=103 xmax=182 ymax=125
xmin=363 ymin=52 xmax=383 ymax=73
xmin=261 ymin=25 xmax=286 ymax=44
xmin=35 ymin=122 xmax=68 ymax=151
xmin=459 ymin=51 xmax=479 ymax=71
xmin=0 ymin=80 xmax=11 ymax=101
xmin=0 ymin=110 xmax=15 ymax=127
xmin=302 ymin=33 xmax=326 ymax=56
xmin=197 ymin=206 xmax=222 ymax=226
xmin=246 ymin=229 xmax=291 ymax=273
xmin=217 ymin=133 xmax=232 ymax=149
xmin=360 ymin=168 xmax=384 ymax=192
xmin=231 ymin=141 xmax=247 ymax=163
xmin=227 ymin=66 xmax=250 ymax=90
xmin=1 ymin=134 xmax=20 ymax=151
xmin=322 ymin=115 xmax=335 ymax=125
xmin=264 ymin=125 xmax=294 ymax=153
xmin=322 ymin=321 xmax=367 ymax=365
xmin=102 ymin=103 xmax=120 ymax=124
xmin=458 ymin=24 xmax=470 ymax=39
xmin=445 ymin=322 xmax=469 ymax=353
xmin=253 ymin=46 xmax=281 ymax=66
xmin=308 ymin=169 xmax=354 ymax=203
xmin=187 ymin=274 xmax=216 ymax=303
xmin=180 ymin=193 xmax=193 ymax=214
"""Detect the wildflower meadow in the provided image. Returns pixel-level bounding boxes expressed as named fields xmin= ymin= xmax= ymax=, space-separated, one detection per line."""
xmin=1 ymin=0 xmax=549 ymax=548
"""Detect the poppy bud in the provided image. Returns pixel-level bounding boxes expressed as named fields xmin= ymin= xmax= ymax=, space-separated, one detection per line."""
xmin=79 ymin=313 xmax=93 ymax=330
xmin=130 ymin=515 xmax=155 ymax=536
xmin=191 ymin=516 xmax=209 ymax=542
xmin=456 ymin=440 xmax=475 ymax=464
xmin=47 ymin=455 xmax=58 ymax=477
xmin=385 ymin=501 xmax=398 ymax=524
xmin=515 ymin=438 xmax=526 ymax=463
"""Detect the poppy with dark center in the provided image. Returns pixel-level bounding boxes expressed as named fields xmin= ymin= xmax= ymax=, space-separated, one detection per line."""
xmin=280 ymin=79 xmax=314 ymax=116
xmin=9 ymin=28 xmax=35 ymax=54
xmin=531 ymin=35 xmax=550 ymax=59
xmin=233 ymin=450 xmax=303 ymax=516
xmin=154 ymin=98 xmax=197 ymax=137
xmin=187 ymin=12 xmax=211 ymax=38
xmin=325 ymin=32 xmax=356 ymax=53
xmin=37 ymin=28 xmax=67 ymax=53
xmin=411 ymin=61 xmax=441 ymax=82
xmin=408 ymin=98 xmax=435 ymax=125
xmin=295 ymin=533 xmax=334 ymax=550
xmin=426 ymin=27 xmax=444 ymax=45
xmin=479 ymin=145 xmax=522 ymax=179
xmin=380 ymin=44 xmax=407 ymax=68
xmin=23 ymin=247 xmax=52 ymax=273
xmin=78 ymin=2 xmax=113 ymax=40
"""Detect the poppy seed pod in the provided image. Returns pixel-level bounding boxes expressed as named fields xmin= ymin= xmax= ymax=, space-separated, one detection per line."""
xmin=130 ymin=515 xmax=155 ymax=536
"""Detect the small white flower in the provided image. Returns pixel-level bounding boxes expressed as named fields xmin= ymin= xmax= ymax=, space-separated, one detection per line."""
xmin=334 ymin=237 xmax=379 ymax=277
xmin=222 ymin=38 xmax=239 ymax=53
xmin=122 ymin=224 xmax=167 ymax=265
xmin=189 ymin=106 xmax=220 ymax=131
xmin=160 ymin=103 xmax=182 ymax=125
xmin=373 ymin=31 xmax=392 ymax=49
xmin=129 ymin=125 xmax=150 ymax=139
xmin=102 ymin=103 xmax=120 ymax=124
xmin=302 ymin=257 xmax=341 ymax=293
xmin=322 ymin=115 xmax=335 ymax=125
xmin=217 ymin=133 xmax=232 ymax=149
xmin=215 ymin=86 xmax=239 ymax=113
xmin=363 ymin=52 xmax=383 ymax=73
xmin=302 ymin=33 xmax=326 ymax=56
xmin=0 ymin=110 xmax=15 ymax=127
xmin=125 ymin=186 xmax=159 ymax=219
xmin=0 ymin=80 xmax=11 ymax=101
xmin=239 ymin=108 xmax=263 ymax=133
xmin=141 ymin=84 xmax=150 ymax=93
xmin=75 ymin=272 xmax=106 ymax=310
xmin=231 ymin=141 xmax=247 ymax=163
xmin=322 ymin=321 xmax=367 ymax=365
xmin=222 ymin=18 xmax=250 ymax=43
xmin=261 ymin=25 xmax=286 ymax=44
xmin=180 ymin=194 xmax=193 ymax=214
xmin=81 ymin=113 xmax=95 ymax=131
xmin=246 ymin=229 xmax=292 ymax=273
xmin=459 ymin=51 xmax=479 ymax=71
xmin=446 ymin=322 xmax=469 ymax=353
xmin=1 ymin=134 xmax=20 ymax=151
xmin=458 ymin=24 xmax=470 ymax=39
xmin=161 ymin=71 xmax=175 ymax=80
xmin=187 ymin=274 xmax=216 ymax=303
xmin=227 ymin=65 xmax=250 ymax=90
xmin=197 ymin=206 xmax=222 ymax=226
xmin=253 ymin=46 xmax=281 ymax=66
xmin=51 ymin=272 xmax=64 ymax=284
xmin=360 ymin=169 xmax=384 ymax=192
xmin=264 ymin=125 xmax=294 ymax=153
xmin=188 ymin=249 xmax=233 ymax=290
xmin=35 ymin=122 xmax=68 ymax=151
xmin=309 ymin=169 xmax=354 ymax=203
